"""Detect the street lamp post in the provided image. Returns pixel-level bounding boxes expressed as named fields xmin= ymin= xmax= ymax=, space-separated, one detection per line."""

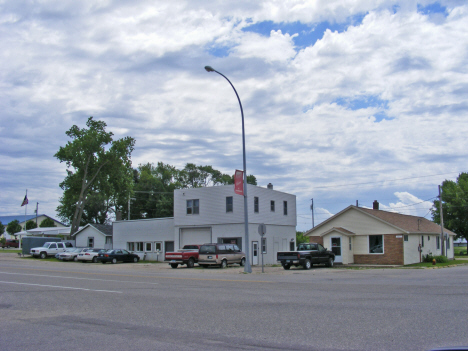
xmin=205 ymin=65 xmax=252 ymax=273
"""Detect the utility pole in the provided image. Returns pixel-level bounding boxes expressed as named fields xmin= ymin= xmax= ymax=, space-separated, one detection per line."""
xmin=439 ymin=185 xmax=445 ymax=256
xmin=35 ymin=202 xmax=39 ymax=226
xmin=310 ymin=199 xmax=314 ymax=228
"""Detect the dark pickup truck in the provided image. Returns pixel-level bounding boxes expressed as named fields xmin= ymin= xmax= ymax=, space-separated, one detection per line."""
xmin=277 ymin=243 xmax=335 ymax=270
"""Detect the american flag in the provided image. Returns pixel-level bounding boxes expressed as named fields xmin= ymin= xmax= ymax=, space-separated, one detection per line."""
xmin=21 ymin=195 xmax=28 ymax=207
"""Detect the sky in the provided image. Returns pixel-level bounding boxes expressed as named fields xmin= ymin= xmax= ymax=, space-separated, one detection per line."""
xmin=1 ymin=0 xmax=467 ymax=232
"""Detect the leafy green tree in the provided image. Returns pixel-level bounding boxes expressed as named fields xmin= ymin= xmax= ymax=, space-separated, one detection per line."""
xmin=432 ymin=172 xmax=468 ymax=252
xmin=296 ymin=231 xmax=309 ymax=245
xmin=39 ymin=218 xmax=57 ymax=228
xmin=0 ymin=221 xmax=4 ymax=236
xmin=55 ymin=117 xmax=135 ymax=234
xmin=25 ymin=220 xmax=37 ymax=230
xmin=6 ymin=220 xmax=21 ymax=236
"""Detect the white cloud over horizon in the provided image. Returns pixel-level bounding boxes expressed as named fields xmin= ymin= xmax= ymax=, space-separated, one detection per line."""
xmin=1 ymin=1 xmax=467 ymax=231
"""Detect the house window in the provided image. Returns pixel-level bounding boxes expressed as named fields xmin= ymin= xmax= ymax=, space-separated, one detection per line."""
xmin=428 ymin=236 xmax=430 ymax=241
xmin=254 ymin=197 xmax=259 ymax=213
xmin=105 ymin=237 xmax=112 ymax=244
xmin=155 ymin=242 xmax=162 ymax=252
xmin=349 ymin=237 xmax=352 ymax=250
xmin=87 ymin=237 xmax=94 ymax=248
xmin=447 ymin=236 xmax=450 ymax=249
xmin=369 ymin=235 xmax=383 ymax=253
xmin=145 ymin=242 xmax=152 ymax=252
xmin=271 ymin=201 xmax=275 ymax=212
xmin=404 ymin=235 xmax=408 ymax=242
xmin=186 ymin=199 xmax=199 ymax=215
xmin=283 ymin=201 xmax=288 ymax=215
xmin=128 ymin=242 xmax=135 ymax=251
xmin=136 ymin=242 xmax=144 ymax=252
xmin=226 ymin=196 xmax=233 ymax=213
xmin=261 ymin=238 xmax=267 ymax=253
xmin=436 ymin=236 xmax=440 ymax=250
xmin=421 ymin=236 xmax=424 ymax=247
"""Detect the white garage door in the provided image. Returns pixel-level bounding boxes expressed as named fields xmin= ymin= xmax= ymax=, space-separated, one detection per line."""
xmin=180 ymin=228 xmax=212 ymax=247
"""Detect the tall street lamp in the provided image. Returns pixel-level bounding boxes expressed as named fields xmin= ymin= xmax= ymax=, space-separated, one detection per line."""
xmin=204 ymin=65 xmax=252 ymax=273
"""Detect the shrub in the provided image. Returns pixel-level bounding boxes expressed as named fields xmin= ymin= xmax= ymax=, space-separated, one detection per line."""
xmin=434 ymin=255 xmax=449 ymax=263
xmin=422 ymin=254 xmax=434 ymax=263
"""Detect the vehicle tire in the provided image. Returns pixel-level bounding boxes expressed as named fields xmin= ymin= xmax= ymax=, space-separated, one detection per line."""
xmin=73 ymin=256 xmax=78 ymax=262
xmin=303 ymin=259 xmax=311 ymax=270
xmin=170 ymin=263 xmax=178 ymax=269
xmin=239 ymin=257 xmax=245 ymax=267
xmin=133 ymin=257 xmax=139 ymax=263
xmin=111 ymin=258 xmax=117 ymax=264
xmin=187 ymin=258 xmax=195 ymax=268
xmin=283 ymin=264 xmax=291 ymax=270
xmin=327 ymin=258 xmax=334 ymax=268
xmin=220 ymin=259 xmax=227 ymax=269
xmin=40 ymin=252 xmax=47 ymax=259
xmin=92 ymin=257 xmax=97 ymax=263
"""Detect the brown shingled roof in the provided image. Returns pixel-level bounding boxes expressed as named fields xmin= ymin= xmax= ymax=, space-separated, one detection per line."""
xmin=357 ymin=207 xmax=456 ymax=235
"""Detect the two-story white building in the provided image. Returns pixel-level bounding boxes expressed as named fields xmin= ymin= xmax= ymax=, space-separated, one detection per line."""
xmin=113 ymin=183 xmax=296 ymax=265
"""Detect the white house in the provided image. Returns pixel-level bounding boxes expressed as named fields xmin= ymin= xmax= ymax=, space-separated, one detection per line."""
xmin=305 ymin=202 xmax=456 ymax=265
xmin=0 ymin=214 xmax=66 ymax=239
xmin=112 ymin=183 xmax=296 ymax=264
xmin=73 ymin=224 xmax=113 ymax=249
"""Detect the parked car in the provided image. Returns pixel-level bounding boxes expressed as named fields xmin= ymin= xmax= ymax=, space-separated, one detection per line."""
xmin=97 ymin=249 xmax=140 ymax=264
xmin=165 ymin=244 xmax=201 ymax=269
xmin=1 ymin=239 xmax=19 ymax=248
xmin=30 ymin=242 xmax=74 ymax=258
xmin=58 ymin=248 xmax=89 ymax=261
xmin=198 ymin=243 xmax=245 ymax=268
xmin=277 ymin=243 xmax=335 ymax=270
xmin=77 ymin=248 xmax=105 ymax=263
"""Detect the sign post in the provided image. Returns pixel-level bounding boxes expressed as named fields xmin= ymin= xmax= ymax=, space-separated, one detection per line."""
xmin=258 ymin=224 xmax=266 ymax=273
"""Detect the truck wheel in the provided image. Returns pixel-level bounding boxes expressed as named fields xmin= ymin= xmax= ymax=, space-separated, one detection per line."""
xmin=303 ymin=259 xmax=311 ymax=270
xmin=239 ymin=258 xmax=245 ymax=267
xmin=327 ymin=258 xmax=334 ymax=267
xmin=283 ymin=264 xmax=291 ymax=270
xmin=40 ymin=252 xmax=47 ymax=259
xmin=187 ymin=258 xmax=195 ymax=268
xmin=220 ymin=259 xmax=227 ymax=269
xmin=92 ymin=257 xmax=97 ymax=263
xmin=170 ymin=263 xmax=179 ymax=269
xmin=111 ymin=258 xmax=117 ymax=264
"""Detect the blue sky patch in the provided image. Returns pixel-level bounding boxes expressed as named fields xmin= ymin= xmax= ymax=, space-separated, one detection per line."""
xmin=242 ymin=16 xmax=365 ymax=49
xmin=207 ymin=45 xmax=231 ymax=58
xmin=334 ymin=95 xmax=392 ymax=122
xmin=417 ymin=2 xmax=447 ymax=16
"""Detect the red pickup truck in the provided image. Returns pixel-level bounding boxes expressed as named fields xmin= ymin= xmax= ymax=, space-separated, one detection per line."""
xmin=164 ymin=245 xmax=201 ymax=269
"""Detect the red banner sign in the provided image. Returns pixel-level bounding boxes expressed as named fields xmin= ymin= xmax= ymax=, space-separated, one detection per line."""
xmin=234 ymin=170 xmax=244 ymax=195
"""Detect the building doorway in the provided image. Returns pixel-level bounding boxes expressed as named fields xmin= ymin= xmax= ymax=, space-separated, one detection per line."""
xmin=252 ymin=241 xmax=259 ymax=265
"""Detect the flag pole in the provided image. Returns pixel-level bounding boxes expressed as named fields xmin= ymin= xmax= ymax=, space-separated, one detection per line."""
xmin=24 ymin=189 xmax=27 ymax=231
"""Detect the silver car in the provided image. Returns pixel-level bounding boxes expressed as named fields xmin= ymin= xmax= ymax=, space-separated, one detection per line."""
xmin=58 ymin=248 xmax=89 ymax=261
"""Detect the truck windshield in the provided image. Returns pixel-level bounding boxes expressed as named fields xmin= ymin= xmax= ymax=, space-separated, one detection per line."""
xmin=42 ymin=242 xmax=52 ymax=247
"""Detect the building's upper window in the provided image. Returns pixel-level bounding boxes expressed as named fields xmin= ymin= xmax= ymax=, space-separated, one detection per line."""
xmin=421 ymin=235 xmax=424 ymax=247
xmin=436 ymin=236 xmax=440 ymax=250
xmin=404 ymin=235 xmax=408 ymax=242
xmin=369 ymin=235 xmax=383 ymax=253
xmin=254 ymin=197 xmax=259 ymax=213
xmin=270 ymin=200 xmax=275 ymax=212
xmin=226 ymin=196 xmax=233 ymax=213
xmin=187 ymin=199 xmax=199 ymax=215
xmin=283 ymin=201 xmax=288 ymax=215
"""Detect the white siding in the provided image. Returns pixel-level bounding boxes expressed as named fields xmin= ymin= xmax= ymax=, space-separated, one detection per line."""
xmin=113 ymin=218 xmax=174 ymax=261
xmin=174 ymin=184 xmax=296 ymax=227
xmin=75 ymin=227 xmax=107 ymax=249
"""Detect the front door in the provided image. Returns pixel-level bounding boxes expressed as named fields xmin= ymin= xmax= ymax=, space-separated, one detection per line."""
xmin=331 ymin=237 xmax=342 ymax=263
xmin=252 ymin=241 xmax=259 ymax=265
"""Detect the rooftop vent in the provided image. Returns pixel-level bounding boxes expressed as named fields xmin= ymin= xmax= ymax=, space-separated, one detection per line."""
xmin=373 ymin=200 xmax=379 ymax=210
xmin=267 ymin=183 xmax=273 ymax=190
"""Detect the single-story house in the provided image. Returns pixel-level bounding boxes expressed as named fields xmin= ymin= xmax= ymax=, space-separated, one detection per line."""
xmin=305 ymin=201 xmax=456 ymax=265
xmin=113 ymin=183 xmax=297 ymax=264
xmin=73 ymin=223 xmax=113 ymax=249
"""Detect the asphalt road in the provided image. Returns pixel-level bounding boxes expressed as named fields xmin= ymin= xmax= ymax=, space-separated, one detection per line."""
xmin=0 ymin=254 xmax=467 ymax=351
